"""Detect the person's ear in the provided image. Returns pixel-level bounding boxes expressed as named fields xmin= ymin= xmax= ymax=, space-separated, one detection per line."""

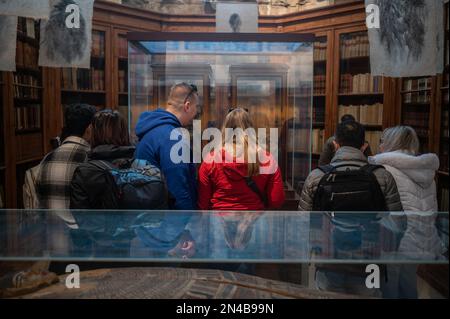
xmin=332 ymin=140 xmax=340 ymax=151
xmin=83 ymin=124 xmax=93 ymax=143
xmin=183 ymin=100 xmax=190 ymax=113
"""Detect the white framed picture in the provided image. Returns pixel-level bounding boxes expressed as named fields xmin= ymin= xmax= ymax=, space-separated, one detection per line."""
xmin=216 ymin=2 xmax=258 ymax=33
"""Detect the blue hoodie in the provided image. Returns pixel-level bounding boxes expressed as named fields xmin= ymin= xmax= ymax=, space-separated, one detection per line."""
xmin=135 ymin=109 xmax=197 ymax=210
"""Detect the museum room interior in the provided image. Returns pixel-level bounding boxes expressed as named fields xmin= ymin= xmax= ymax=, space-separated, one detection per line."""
xmin=0 ymin=0 xmax=448 ymax=300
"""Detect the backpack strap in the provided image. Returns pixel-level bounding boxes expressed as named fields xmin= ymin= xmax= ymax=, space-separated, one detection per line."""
xmin=317 ymin=164 xmax=335 ymax=174
xmin=89 ymin=160 xmax=114 ymax=171
xmin=245 ymin=177 xmax=268 ymax=207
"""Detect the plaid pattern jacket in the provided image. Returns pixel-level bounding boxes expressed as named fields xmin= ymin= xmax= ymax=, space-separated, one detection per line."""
xmin=36 ymin=137 xmax=90 ymax=218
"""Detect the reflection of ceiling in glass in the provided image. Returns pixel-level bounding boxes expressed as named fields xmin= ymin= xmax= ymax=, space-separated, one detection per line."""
xmin=141 ymin=41 xmax=310 ymax=54
xmin=117 ymin=0 xmax=345 ymax=16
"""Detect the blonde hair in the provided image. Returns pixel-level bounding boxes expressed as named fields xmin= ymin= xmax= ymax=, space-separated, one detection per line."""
xmin=380 ymin=126 xmax=420 ymax=155
xmin=221 ymin=108 xmax=261 ymax=176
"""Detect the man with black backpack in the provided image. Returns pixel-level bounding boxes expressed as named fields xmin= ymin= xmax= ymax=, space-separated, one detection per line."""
xmin=299 ymin=120 xmax=403 ymax=297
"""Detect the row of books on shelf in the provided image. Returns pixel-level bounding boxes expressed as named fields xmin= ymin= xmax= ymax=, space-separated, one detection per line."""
xmin=439 ymin=145 xmax=448 ymax=173
xmin=403 ymin=91 xmax=431 ymax=104
xmin=118 ymin=36 xmax=128 ymax=58
xmin=13 ymin=74 xmax=41 ymax=99
xmin=119 ymin=70 xmax=128 ymax=93
xmin=338 ymin=103 xmax=383 ymax=126
xmin=0 ymin=183 xmax=4 ymax=208
xmin=402 ymin=111 xmax=430 ymax=131
xmin=439 ymin=187 xmax=449 ymax=212
xmin=13 ymin=74 xmax=40 ymax=87
xmin=313 ymin=75 xmax=326 ymax=95
xmin=365 ymin=131 xmax=382 ymax=155
xmin=61 ymin=68 xmax=105 ymax=91
xmin=442 ymin=89 xmax=449 ymax=104
xmin=340 ymin=74 xmax=383 ymax=94
xmin=16 ymin=41 xmax=38 ymax=69
xmin=340 ymin=34 xmax=369 ymax=59
xmin=286 ymin=128 xmax=310 ymax=153
xmin=442 ymin=109 xmax=449 ymax=138
xmin=403 ymin=78 xmax=432 ymax=91
xmin=15 ymin=105 xmax=41 ymax=131
xmin=14 ymin=86 xmax=40 ymax=100
xmin=92 ymin=31 xmax=105 ymax=57
xmin=401 ymin=121 xmax=429 ymax=139
xmin=285 ymin=129 xmax=325 ymax=154
xmin=311 ymin=129 xmax=325 ymax=154
xmin=313 ymin=42 xmax=327 ymax=61
xmin=313 ymin=106 xmax=325 ymax=124
xmin=17 ymin=17 xmax=37 ymax=39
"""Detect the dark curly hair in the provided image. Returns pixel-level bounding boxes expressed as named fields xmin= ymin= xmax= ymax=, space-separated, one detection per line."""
xmin=61 ymin=103 xmax=96 ymax=140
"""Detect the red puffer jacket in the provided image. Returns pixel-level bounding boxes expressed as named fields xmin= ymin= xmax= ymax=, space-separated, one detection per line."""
xmin=198 ymin=149 xmax=285 ymax=211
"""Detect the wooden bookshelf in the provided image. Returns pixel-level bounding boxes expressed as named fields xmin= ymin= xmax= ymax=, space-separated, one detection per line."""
xmin=400 ymin=76 xmax=434 ymax=154
xmin=309 ymin=35 xmax=329 ymax=173
xmin=115 ymin=31 xmax=130 ymax=129
xmin=436 ymin=1 xmax=449 ymax=213
xmin=0 ymin=72 xmax=5 ymax=210
xmin=333 ymin=28 xmax=389 ymax=156
xmin=59 ymin=28 xmax=108 ymax=123
xmin=0 ymin=16 xmax=47 ymax=217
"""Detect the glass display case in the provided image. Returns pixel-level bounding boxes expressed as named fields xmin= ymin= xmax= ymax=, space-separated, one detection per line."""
xmin=0 ymin=210 xmax=447 ymax=298
xmin=0 ymin=210 xmax=447 ymax=264
xmin=127 ymin=33 xmax=314 ymax=191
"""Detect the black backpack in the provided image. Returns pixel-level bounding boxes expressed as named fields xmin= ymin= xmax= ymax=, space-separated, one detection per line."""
xmin=313 ymin=163 xmax=387 ymax=212
xmin=90 ymin=159 xmax=168 ymax=210
xmin=313 ymin=163 xmax=387 ymax=252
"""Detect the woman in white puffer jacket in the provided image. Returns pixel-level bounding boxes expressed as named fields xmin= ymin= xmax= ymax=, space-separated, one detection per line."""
xmin=369 ymin=126 xmax=446 ymax=298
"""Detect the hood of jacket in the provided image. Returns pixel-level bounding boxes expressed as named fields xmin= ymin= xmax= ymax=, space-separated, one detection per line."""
xmin=211 ymin=149 xmax=248 ymax=181
xmin=331 ymin=146 xmax=368 ymax=165
xmin=89 ymin=145 xmax=136 ymax=167
xmin=135 ymin=109 xmax=181 ymax=140
xmin=369 ymin=151 xmax=439 ymax=189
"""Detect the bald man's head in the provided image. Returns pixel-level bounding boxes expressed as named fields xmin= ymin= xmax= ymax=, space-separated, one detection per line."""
xmin=168 ymin=83 xmax=197 ymax=110
xmin=166 ymin=82 xmax=199 ymax=127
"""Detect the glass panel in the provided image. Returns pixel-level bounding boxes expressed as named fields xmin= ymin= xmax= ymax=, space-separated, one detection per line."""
xmin=0 ymin=210 xmax=448 ymax=264
xmin=128 ymin=36 xmax=313 ymax=189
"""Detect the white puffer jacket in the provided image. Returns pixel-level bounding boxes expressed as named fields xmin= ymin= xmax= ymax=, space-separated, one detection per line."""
xmin=370 ymin=151 xmax=445 ymax=258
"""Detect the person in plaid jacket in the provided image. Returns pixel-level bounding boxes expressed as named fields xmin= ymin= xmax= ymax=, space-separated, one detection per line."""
xmin=36 ymin=103 xmax=96 ymax=228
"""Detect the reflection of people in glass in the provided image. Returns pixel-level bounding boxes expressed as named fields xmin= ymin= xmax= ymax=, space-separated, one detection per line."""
xmin=198 ymin=108 xmax=285 ymax=211
xmin=220 ymin=212 xmax=263 ymax=250
xmin=229 ymin=13 xmax=242 ymax=33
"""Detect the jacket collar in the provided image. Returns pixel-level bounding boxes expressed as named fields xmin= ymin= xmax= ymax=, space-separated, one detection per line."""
xmin=62 ymin=136 xmax=90 ymax=149
xmin=331 ymin=146 xmax=368 ymax=164
xmin=89 ymin=145 xmax=136 ymax=161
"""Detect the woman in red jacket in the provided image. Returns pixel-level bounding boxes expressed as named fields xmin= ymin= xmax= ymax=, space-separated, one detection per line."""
xmin=198 ymin=108 xmax=285 ymax=211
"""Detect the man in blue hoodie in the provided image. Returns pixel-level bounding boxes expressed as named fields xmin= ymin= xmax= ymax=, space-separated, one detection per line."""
xmin=135 ymin=82 xmax=199 ymax=211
